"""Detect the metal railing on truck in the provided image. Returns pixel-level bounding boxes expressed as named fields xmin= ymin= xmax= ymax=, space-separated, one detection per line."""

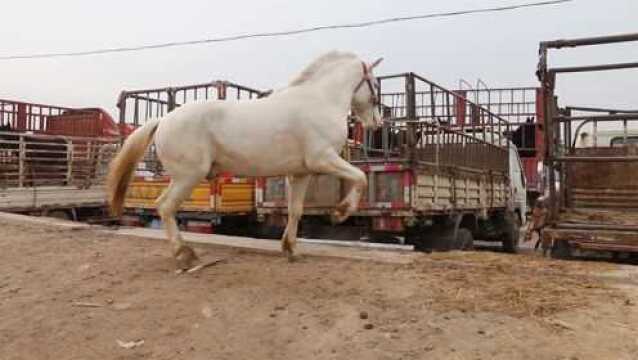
xmin=0 ymin=99 xmax=71 ymax=132
xmin=0 ymin=99 xmax=118 ymax=137
xmin=403 ymin=85 xmax=545 ymax=196
xmin=354 ymin=72 xmax=510 ymax=173
xmin=537 ymin=32 xmax=638 ymax=256
xmin=117 ymin=81 xmax=264 ymax=127
xmin=419 ymin=86 xmax=541 ymax=154
xmin=0 ymin=131 xmax=118 ymax=188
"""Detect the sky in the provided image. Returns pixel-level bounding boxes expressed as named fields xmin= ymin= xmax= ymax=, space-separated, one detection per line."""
xmin=1 ymin=0 xmax=637 ymax=117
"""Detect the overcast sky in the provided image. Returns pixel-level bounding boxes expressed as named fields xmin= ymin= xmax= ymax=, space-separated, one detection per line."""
xmin=1 ymin=0 xmax=636 ymax=116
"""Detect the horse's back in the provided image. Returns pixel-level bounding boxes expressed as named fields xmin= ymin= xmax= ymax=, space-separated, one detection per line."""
xmin=153 ymin=86 xmax=348 ymax=177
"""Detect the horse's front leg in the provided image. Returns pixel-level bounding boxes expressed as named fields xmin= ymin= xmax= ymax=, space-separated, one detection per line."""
xmin=156 ymin=175 xmax=205 ymax=269
xmin=307 ymin=152 xmax=367 ymax=224
xmin=282 ymin=174 xmax=312 ymax=262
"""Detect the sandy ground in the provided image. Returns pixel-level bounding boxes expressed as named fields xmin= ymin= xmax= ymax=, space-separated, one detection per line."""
xmin=1 ymin=217 xmax=638 ymax=360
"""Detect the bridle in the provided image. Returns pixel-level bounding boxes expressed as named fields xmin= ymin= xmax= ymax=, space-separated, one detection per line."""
xmin=353 ymin=58 xmax=383 ymax=105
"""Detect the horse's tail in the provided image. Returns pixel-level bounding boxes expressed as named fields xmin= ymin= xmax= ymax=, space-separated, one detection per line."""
xmin=107 ymin=118 xmax=160 ymax=216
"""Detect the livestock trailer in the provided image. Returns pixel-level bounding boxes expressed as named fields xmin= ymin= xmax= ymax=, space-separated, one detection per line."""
xmin=538 ymin=33 xmax=638 ymax=258
xmin=118 ymin=80 xmax=266 ymax=234
xmin=257 ymin=73 xmax=524 ymax=252
xmin=0 ymin=99 xmax=121 ymax=220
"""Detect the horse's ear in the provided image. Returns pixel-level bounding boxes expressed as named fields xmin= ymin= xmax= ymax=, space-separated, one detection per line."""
xmin=369 ymin=57 xmax=384 ymax=69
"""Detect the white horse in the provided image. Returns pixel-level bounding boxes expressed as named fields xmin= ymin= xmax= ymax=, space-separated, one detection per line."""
xmin=107 ymin=51 xmax=383 ymax=269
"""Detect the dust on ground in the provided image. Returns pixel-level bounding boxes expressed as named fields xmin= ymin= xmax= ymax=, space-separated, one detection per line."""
xmin=1 ymin=218 xmax=638 ymax=360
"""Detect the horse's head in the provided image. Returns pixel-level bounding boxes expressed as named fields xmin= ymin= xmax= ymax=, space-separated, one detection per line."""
xmin=351 ymin=58 xmax=383 ymax=130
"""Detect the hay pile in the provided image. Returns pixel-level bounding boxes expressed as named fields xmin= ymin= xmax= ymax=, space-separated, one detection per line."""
xmin=411 ymin=252 xmax=625 ymax=318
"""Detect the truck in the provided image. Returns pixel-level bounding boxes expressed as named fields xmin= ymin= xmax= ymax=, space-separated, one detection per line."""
xmin=538 ymin=33 xmax=638 ymax=259
xmin=0 ymin=99 xmax=121 ymax=221
xmin=257 ymin=72 xmax=525 ymax=252
xmin=118 ymin=80 xmax=267 ymax=234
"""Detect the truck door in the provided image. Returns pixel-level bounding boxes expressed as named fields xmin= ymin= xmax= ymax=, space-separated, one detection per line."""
xmin=509 ymin=144 xmax=527 ymax=223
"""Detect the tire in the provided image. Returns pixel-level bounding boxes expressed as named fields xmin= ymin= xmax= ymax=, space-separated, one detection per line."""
xmin=254 ymin=224 xmax=284 ymax=239
xmin=404 ymin=230 xmax=419 ymax=246
xmin=46 ymin=210 xmax=72 ymax=221
xmin=501 ymin=213 xmax=520 ymax=253
xmin=550 ymin=239 xmax=572 ymax=260
xmin=454 ymin=228 xmax=474 ymax=250
xmin=369 ymin=232 xmax=400 ymax=244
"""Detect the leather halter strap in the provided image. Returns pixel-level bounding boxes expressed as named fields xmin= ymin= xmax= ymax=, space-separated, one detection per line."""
xmin=353 ymin=61 xmax=379 ymax=105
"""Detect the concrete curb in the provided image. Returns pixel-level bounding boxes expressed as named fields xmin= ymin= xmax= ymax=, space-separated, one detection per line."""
xmin=0 ymin=211 xmax=418 ymax=264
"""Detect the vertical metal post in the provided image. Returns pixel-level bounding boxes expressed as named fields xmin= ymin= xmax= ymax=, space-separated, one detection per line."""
xmin=133 ymin=99 xmax=139 ymax=127
xmin=406 ymin=73 xmax=417 ymax=163
xmin=429 ymin=84 xmax=435 ymax=121
xmin=66 ymin=140 xmax=73 ymax=186
xmin=544 ymin=73 xmax=558 ymax=221
xmin=445 ymin=93 xmax=451 ymax=125
xmin=623 ymin=118 xmax=628 ymax=144
xmin=564 ymin=107 xmax=572 ymax=151
xmin=217 ymin=81 xmax=227 ymax=100
xmin=593 ymin=120 xmax=598 ymax=148
xmin=18 ymin=135 xmax=25 ymax=188
xmin=117 ymin=91 xmax=127 ymax=127
xmin=167 ymin=87 xmax=177 ymax=113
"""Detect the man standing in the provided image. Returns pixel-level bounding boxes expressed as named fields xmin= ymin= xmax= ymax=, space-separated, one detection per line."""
xmin=524 ymin=196 xmax=548 ymax=250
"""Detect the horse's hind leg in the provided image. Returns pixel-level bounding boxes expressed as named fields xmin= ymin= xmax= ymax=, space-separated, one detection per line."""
xmin=282 ymin=175 xmax=312 ymax=261
xmin=156 ymin=173 xmax=207 ymax=269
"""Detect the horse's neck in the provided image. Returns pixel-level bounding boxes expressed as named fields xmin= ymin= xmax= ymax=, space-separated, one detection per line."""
xmin=311 ymin=60 xmax=360 ymax=113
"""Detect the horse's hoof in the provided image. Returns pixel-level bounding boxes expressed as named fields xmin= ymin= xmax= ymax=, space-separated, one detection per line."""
xmin=331 ymin=211 xmax=349 ymax=225
xmin=335 ymin=201 xmax=349 ymax=213
xmin=281 ymin=247 xmax=296 ymax=262
xmin=174 ymin=245 xmax=198 ymax=270
xmin=286 ymin=251 xmax=297 ymax=263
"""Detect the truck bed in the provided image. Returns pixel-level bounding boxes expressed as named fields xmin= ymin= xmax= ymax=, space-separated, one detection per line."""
xmin=546 ymin=147 xmax=638 ymax=253
xmin=0 ymin=185 xmax=106 ymax=211
xmin=124 ymin=176 xmax=254 ymax=215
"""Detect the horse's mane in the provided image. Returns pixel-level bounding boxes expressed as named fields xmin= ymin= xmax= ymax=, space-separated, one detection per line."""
xmin=289 ymin=51 xmax=357 ymax=86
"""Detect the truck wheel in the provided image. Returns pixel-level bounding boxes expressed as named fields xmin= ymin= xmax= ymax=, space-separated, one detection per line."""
xmin=46 ymin=210 xmax=72 ymax=221
xmin=404 ymin=230 xmax=419 ymax=246
xmin=550 ymin=240 xmax=572 ymax=260
xmin=255 ymin=224 xmax=284 ymax=239
xmin=501 ymin=214 xmax=520 ymax=253
xmin=454 ymin=228 xmax=474 ymax=250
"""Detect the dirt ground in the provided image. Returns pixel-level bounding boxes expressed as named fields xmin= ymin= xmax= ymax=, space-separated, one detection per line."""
xmin=2 ymin=218 xmax=638 ymax=360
